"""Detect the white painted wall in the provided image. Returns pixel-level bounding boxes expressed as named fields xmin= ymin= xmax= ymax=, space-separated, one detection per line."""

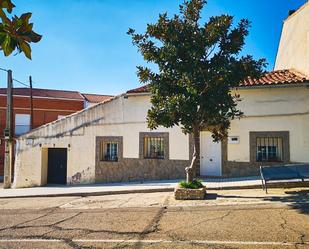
xmin=13 ymin=95 xmax=189 ymax=188
xmin=275 ymin=2 xmax=309 ymax=75
xmin=228 ymin=87 xmax=309 ymax=163
xmin=13 ymin=86 xmax=309 ymax=188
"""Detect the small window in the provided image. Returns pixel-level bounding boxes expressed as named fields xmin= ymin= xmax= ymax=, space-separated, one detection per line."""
xmin=15 ymin=114 xmax=30 ymax=136
xmin=100 ymin=141 xmax=118 ymax=161
xmin=144 ymin=137 xmax=164 ymax=159
xmin=256 ymin=137 xmax=283 ymax=162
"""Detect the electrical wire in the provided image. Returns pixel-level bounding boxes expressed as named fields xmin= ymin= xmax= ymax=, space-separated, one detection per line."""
xmin=0 ymin=65 xmax=31 ymax=88
xmin=0 ymin=67 xmax=8 ymax=72
xmin=13 ymin=78 xmax=29 ymax=87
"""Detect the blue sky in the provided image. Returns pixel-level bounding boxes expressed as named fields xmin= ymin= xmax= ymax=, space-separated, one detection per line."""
xmin=0 ymin=0 xmax=306 ymax=95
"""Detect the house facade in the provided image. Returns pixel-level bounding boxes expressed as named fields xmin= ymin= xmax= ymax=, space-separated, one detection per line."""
xmin=0 ymin=88 xmax=112 ymax=178
xmin=12 ymin=69 xmax=309 ymax=188
xmin=11 ymin=1 xmax=309 ymax=188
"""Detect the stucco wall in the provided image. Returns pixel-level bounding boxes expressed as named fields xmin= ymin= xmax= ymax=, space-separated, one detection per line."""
xmin=13 ymin=95 xmax=189 ymax=188
xmin=228 ymin=87 xmax=309 ymax=163
xmin=275 ymin=2 xmax=309 ymax=74
xmin=13 ymin=86 xmax=309 ymax=187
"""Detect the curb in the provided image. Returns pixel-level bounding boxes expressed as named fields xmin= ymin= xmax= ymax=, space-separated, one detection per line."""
xmin=0 ymin=181 xmax=308 ymax=199
xmin=0 ymin=185 xmax=264 ymax=199
xmin=0 ymin=187 xmax=174 ymax=199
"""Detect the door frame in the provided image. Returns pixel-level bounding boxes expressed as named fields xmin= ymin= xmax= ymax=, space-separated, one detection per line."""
xmin=47 ymin=148 xmax=68 ymax=184
xmin=199 ymin=131 xmax=223 ymax=176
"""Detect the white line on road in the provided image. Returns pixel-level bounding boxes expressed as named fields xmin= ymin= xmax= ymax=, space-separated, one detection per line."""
xmin=0 ymin=238 xmax=308 ymax=246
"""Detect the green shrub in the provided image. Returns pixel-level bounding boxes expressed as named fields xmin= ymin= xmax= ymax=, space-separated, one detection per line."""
xmin=179 ymin=179 xmax=204 ymax=189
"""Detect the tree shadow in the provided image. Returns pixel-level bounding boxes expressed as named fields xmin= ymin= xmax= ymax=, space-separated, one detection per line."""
xmin=213 ymin=189 xmax=309 ymax=215
xmin=268 ymin=189 xmax=309 ymax=215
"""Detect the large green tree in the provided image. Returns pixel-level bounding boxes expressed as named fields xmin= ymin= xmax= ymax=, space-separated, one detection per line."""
xmin=0 ymin=0 xmax=41 ymax=59
xmin=128 ymin=0 xmax=266 ymax=182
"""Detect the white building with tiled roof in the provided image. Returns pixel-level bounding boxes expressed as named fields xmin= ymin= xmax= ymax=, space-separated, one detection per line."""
xmin=12 ymin=2 xmax=309 ymax=188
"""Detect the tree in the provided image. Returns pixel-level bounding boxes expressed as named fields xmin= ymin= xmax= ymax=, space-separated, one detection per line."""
xmin=128 ymin=0 xmax=266 ymax=183
xmin=0 ymin=0 xmax=42 ymax=59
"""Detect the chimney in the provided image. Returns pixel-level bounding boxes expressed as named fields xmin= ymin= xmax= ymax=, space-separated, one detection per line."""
xmin=288 ymin=9 xmax=296 ymax=16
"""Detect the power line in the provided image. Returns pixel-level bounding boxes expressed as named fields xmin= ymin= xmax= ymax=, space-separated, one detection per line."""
xmin=0 ymin=67 xmax=8 ymax=72
xmin=12 ymin=78 xmax=29 ymax=87
xmin=0 ymin=66 xmax=31 ymax=87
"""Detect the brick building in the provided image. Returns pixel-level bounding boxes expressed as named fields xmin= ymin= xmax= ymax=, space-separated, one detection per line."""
xmin=0 ymin=87 xmax=112 ymax=177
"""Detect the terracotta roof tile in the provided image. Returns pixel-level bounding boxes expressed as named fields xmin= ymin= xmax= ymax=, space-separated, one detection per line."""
xmin=126 ymin=69 xmax=309 ymax=94
xmin=82 ymin=93 xmax=114 ymax=103
xmin=126 ymin=85 xmax=149 ymax=94
xmin=241 ymin=69 xmax=309 ymax=87
xmin=0 ymin=87 xmax=85 ymax=100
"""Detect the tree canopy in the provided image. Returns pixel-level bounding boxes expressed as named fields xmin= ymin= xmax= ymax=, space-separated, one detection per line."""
xmin=128 ymin=0 xmax=266 ymax=182
xmin=0 ymin=0 xmax=42 ymax=59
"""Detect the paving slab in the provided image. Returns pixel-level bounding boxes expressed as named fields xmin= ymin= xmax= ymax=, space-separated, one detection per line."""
xmin=0 ymin=177 xmax=308 ymax=199
xmin=0 ymin=177 xmax=262 ymax=198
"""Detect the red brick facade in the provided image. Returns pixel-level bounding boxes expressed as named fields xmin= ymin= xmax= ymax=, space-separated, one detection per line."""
xmin=0 ymin=88 xmax=112 ymax=177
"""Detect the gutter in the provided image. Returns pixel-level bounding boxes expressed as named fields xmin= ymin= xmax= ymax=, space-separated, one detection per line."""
xmin=124 ymin=92 xmax=151 ymax=98
xmin=125 ymin=82 xmax=309 ymax=95
xmin=235 ymin=82 xmax=309 ymax=90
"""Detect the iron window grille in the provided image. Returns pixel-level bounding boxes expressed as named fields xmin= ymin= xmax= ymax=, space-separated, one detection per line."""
xmin=100 ymin=141 xmax=118 ymax=162
xmin=256 ymin=137 xmax=283 ymax=162
xmin=144 ymin=137 xmax=164 ymax=159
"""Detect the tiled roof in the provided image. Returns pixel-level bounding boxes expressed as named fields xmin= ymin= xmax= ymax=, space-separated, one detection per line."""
xmin=126 ymin=69 xmax=309 ymax=94
xmin=82 ymin=93 xmax=113 ymax=103
xmin=126 ymin=85 xmax=149 ymax=94
xmin=0 ymin=87 xmax=85 ymax=100
xmin=240 ymin=69 xmax=309 ymax=87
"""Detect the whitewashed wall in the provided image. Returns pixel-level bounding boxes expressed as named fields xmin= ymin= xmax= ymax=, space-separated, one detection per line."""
xmin=13 ymin=94 xmax=189 ymax=188
xmin=13 ymin=86 xmax=309 ymax=188
xmin=228 ymin=87 xmax=309 ymax=163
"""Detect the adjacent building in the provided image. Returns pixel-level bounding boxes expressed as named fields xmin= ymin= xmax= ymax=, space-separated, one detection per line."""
xmin=0 ymin=88 xmax=112 ymax=177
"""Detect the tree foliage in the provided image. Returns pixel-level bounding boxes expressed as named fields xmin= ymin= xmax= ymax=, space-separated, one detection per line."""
xmin=0 ymin=0 xmax=42 ymax=59
xmin=128 ymin=0 xmax=266 ymax=182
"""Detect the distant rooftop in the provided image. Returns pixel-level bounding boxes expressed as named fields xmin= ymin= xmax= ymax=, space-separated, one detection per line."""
xmin=0 ymin=87 xmax=113 ymax=103
xmin=82 ymin=93 xmax=113 ymax=103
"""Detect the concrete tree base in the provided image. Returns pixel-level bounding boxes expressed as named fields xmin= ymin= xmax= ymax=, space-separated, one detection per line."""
xmin=174 ymin=186 xmax=206 ymax=200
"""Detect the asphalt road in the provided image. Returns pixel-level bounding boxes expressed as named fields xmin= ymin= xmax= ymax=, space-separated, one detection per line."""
xmin=0 ymin=190 xmax=308 ymax=249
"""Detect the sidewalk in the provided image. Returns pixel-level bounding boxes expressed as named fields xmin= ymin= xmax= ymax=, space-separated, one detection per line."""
xmin=0 ymin=177 xmax=264 ymax=198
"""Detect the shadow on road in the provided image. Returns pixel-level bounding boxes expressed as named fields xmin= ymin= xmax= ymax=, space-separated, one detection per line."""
xmin=270 ymin=189 xmax=309 ymax=214
xmin=213 ymin=189 xmax=309 ymax=214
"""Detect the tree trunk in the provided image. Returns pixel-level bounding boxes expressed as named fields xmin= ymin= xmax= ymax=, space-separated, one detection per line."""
xmin=185 ymin=127 xmax=200 ymax=183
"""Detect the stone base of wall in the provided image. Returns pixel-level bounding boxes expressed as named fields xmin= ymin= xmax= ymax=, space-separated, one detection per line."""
xmin=222 ymin=161 xmax=260 ymax=177
xmin=96 ymin=159 xmax=189 ymax=183
xmin=174 ymin=186 xmax=206 ymax=200
xmin=265 ymin=180 xmax=309 ymax=190
xmin=222 ymin=161 xmax=304 ymax=178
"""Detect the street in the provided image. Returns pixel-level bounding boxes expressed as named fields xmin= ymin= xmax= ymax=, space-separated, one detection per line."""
xmin=0 ymin=189 xmax=308 ymax=249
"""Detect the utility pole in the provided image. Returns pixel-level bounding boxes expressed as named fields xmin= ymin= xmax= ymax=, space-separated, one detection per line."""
xmin=29 ymin=76 xmax=34 ymax=130
xmin=3 ymin=70 xmax=13 ymax=189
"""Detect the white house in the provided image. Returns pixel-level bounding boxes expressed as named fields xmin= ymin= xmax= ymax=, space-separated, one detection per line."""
xmin=12 ymin=2 xmax=309 ymax=188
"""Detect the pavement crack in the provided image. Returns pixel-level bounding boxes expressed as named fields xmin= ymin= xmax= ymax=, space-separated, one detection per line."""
xmin=170 ymin=210 xmax=232 ymax=234
xmin=279 ymin=209 xmax=306 ymax=247
xmin=112 ymin=196 xmax=170 ymax=249
xmin=0 ymin=208 xmax=56 ymax=232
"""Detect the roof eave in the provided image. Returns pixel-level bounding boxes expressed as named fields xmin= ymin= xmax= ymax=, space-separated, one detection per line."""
xmin=125 ymin=92 xmax=151 ymax=97
xmin=235 ymin=81 xmax=309 ymax=90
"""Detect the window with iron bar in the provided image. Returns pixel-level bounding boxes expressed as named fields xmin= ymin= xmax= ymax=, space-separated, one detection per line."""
xmin=144 ymin=137 xmax=165 ymax=159
xmin=100 ymin=141 xmax=118 ymax=161
xmin=256 ymin=137 xmax=283 ymax=162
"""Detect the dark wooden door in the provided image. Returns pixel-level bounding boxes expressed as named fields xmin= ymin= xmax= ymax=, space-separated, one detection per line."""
xmin=47 ymin=148 xmax=67 ymax=184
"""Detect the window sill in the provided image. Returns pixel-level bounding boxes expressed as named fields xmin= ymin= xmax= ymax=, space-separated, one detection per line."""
xmin=143 ymin=157 xmax=165 ymax=160
xmin=256 ymin=161 xmax=283 ymax=163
